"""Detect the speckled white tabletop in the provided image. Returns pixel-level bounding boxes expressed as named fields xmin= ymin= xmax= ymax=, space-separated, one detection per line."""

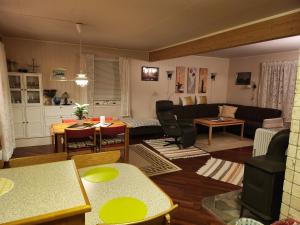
xmin=79 ymin=163 xmax=173 ymax=225
xmin=0 ymin=160 xmax=87 ymax=224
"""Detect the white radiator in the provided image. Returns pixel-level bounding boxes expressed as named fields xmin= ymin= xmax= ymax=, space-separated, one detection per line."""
xmin=253 ymin=128 xmax=282 ymax=157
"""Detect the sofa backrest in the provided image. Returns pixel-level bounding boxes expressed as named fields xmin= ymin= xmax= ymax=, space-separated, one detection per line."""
xmin=233 ymin=104 xmax=282 ymax=122
xmin=173 ymin=103 xmax=282 ymax=122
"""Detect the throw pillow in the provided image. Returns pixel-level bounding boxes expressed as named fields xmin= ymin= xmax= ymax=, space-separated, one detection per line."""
xmin=180 ymin=96 xmax=194 ymax=106
xmin=219 ymin=105 xmax=238 ymax=118
xmin=196 ymin=96 xmax=207 ymax=104
xmin=262 ymin=118 xmax=284 ymax=129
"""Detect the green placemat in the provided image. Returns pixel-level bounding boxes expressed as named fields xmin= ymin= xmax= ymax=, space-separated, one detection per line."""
xmin=83 ymin=167 xmax=119 ymax=183
xmin=0 ymin=178 xmax=14 ymax=197
xmin=99 ymin=197 xmax=148 ymax=223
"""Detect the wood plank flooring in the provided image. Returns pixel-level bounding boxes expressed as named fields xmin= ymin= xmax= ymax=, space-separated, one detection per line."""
xmin=12 ymin=144 xmax=253 ymax=225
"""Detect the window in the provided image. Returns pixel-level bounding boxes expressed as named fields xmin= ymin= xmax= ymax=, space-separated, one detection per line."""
xmin=94 ymin=59 xmax=120 ymax=101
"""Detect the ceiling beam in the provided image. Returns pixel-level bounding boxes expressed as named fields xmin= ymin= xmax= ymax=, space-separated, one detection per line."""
xmin=149 ymin=11 xmax=300 ymax=61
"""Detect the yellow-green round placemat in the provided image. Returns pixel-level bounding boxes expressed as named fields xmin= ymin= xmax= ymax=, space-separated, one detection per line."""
xmin=83 ymin=167 xmax=119 ymax=183
xmin=0 ymin=178 xmax=14 ymax=197
xmin=99 ymin=197 xmax=148 ymax=223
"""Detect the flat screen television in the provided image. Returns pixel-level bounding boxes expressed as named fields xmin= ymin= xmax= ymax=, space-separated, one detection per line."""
xmin=235 ymin=72 xmax=251 ymax=85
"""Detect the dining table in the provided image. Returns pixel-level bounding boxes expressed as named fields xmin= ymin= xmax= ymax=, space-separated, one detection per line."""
xmin=79 ymin=162 xmax=175 ymax=225
xmin=0 ymin=160 xmax=91 ymax=225
xmin=51 ymin=120 xmax=129 ymax=161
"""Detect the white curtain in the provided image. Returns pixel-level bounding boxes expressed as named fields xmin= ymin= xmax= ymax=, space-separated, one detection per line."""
xmin=257 ymin=60 xmax=297 ymax=122
xmin=119 ymin=57 xmax=131 ymax=117
xmin=0 ymin=42 xmax=15 ymax=161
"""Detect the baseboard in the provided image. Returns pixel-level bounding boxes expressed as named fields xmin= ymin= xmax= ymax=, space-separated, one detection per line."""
xmin=16 ymin=137 xmax=52 ymax=148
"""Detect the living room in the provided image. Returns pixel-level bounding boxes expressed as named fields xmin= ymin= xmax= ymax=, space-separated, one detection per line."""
xmin=0 ymin=1 xmax=300 ymax=225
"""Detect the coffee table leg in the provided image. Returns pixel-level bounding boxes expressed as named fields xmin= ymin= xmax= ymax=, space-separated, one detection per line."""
xmin=241 ymin=123 xmax=244 ymax=140
xmin=208 ymin=126 xmax=212 ymax=145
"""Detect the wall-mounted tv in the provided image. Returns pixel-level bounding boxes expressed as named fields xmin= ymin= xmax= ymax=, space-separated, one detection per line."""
xmin=235 ymin=72 xmax=251 ymax=85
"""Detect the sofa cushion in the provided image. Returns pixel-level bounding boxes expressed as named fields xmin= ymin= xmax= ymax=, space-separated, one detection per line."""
xmin=180 ymin=96 xmax=194 ymax=106
xmin=219 ymin=105 xmax=238 ymax=118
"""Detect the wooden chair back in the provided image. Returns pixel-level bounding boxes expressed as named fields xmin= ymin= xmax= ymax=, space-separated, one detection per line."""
xmin=8 ymin=152 xmax=68 ymax=168
xmin=0 ymin=160 xmax=4 ymax=169
xmin=101 ymin=204 xmax=178 ymax=225
xmin=101 ymin=125 xmax=126 ymax=136
xmin=71 ymin=150 xmax=121 ymax=169
xmin=62 ymin=119 xmax=77 ymax=123
xmin=65 ymin=127 xmax=96 ymax=139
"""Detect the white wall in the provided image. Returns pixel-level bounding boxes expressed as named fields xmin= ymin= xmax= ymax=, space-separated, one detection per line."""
xmin=130 ymin=56 xmax=229 ymax=119
xmin=227 ymin=50 xmax=299 ymax=106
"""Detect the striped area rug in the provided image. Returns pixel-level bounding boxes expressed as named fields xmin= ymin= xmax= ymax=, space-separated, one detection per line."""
xmin=144 ymin=138 xmax=210 ymax=160
xmin=196 ymin=157 xmax=244 ymax=186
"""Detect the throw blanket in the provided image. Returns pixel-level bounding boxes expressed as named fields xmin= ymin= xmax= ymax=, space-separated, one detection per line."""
xmin=120 ymin=117 xmax=161 ymax=128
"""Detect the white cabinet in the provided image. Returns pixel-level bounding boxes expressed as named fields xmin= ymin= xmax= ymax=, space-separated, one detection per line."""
xmin=9 ymin=73 xmax=44 ymax=139
xmin=44 ymin=106 xmax=75 ymax=136
xmin=12 ymin=106 xmax=44 ymax=138
xmin=8 ymin=72 xmax=43 ymax=106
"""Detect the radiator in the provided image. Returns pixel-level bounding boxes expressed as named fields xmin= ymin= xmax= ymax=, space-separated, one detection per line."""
xmin=253 ymin=128 xmax=281 ymax=157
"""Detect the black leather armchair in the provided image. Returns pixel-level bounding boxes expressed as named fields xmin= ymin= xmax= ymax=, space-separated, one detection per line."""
xmin=156 ymin=100 xmax=197 ymax=148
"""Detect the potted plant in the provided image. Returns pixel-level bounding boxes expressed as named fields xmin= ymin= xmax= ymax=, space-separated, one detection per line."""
xmin=73 ymin=103 xmax=89 ymax=124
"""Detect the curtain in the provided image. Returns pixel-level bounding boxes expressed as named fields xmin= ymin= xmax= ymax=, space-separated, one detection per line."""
xmin=119 ymin=57 xmax=131 ymax=117
xmin=0 ymin=42 xmax=15 ymax=161
xmin=257 ymin=60 xmax=297 ymax=122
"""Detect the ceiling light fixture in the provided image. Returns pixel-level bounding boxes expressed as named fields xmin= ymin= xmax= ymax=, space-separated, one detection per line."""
xmin=75 ymin=23 xmax=88 ymax=87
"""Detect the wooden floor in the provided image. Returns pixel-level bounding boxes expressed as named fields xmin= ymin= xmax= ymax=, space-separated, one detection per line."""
xmin=13 ymin=144 xmax=253 ymax=225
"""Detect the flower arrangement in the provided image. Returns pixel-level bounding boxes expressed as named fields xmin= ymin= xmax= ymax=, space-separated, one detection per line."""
xmin=73 ymin=103 xmax=89 ymax=120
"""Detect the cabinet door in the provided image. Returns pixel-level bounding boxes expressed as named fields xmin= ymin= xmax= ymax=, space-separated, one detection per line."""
xmin=9 ymin=74 xmax=24 ymax=105
xmin=26 ymin=107 xmax=44 ymax=138
xmin=24 ymin=74 xmax=42 ymax=105
xmin=12 ymin=107 xmax=26 ymax=138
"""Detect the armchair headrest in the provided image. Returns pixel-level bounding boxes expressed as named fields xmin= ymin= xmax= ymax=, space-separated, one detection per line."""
xmin=156 ymin=100 xmax=174 ymax=112
xmin=266 ymin=129 xmax=290 ymax=162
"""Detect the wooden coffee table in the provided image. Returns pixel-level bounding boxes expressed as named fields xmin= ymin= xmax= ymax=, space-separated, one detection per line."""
xmin=194 ymin=117 xmax=245 ymax=145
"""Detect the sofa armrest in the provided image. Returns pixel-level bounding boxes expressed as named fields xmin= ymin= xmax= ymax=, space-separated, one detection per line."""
xmin=262 ymin=117 xmax=284 ymax=129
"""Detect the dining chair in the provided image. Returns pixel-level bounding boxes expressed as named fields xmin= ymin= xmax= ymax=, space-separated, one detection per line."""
xmin=100 ymin=204 xmax=178 ymax=225
xmin=8 ymin=152 xmax=68 ymax=168
xmin=64 ymin=127 xmax=96 ymax=156
xmin=100 ymin=125 xmax=128 ymax=160
xmin=0 ymin=160 xmax=4 ymax=169
xmin=62 ymin=118 xmax=77 ymax=123
xmin=71 ymin=150 xmax=121 ymax=169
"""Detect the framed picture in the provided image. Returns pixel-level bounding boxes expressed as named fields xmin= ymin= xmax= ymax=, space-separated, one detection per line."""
xmin=175 ymin=66 xmax=185 ymax=93
xmin=198 ymin=68 xmax=208 ymax=93
xmin=52 ymin=68 xmax=67 ymax=80
xmin=236 ymin=72 xmax=251 ymax=85
xmin=141 ymin=66 xmax=159 ymax=81
xmin=187 ymin=67 xmax=196 ymax=93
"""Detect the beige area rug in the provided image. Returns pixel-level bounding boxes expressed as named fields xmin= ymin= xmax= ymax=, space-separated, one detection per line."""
xmin=196 ymin=157 xmax=244 ymax=186
xmin=129 ymin=144 xmax=181 ymax=177
xmin=195 ymin=132 xmax=253 ymax=153
xmin=143 ymin=138 xmax=210 ymax=160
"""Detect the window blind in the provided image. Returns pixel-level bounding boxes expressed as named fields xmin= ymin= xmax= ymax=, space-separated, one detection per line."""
xmin=94 ymin=59 xmax=120 ymax=100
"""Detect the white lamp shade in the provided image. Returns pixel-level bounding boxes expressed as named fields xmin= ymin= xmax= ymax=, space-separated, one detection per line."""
xmin=75 ymin=73 xmax=88 ymax=87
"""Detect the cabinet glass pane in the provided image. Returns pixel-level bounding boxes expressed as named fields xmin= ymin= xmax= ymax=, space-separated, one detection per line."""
xmin=9 ymin=76 xmax=21 ymax=89
xmin=27 ymin=91 xmax=40 ymax=103
xmin=26 ymin=76 xmax=39 ymax=89
xmin=11 ymin=91 xmax=22 ymax=104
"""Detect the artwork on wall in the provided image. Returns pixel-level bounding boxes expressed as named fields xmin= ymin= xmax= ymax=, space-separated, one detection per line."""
xmin=198 ymin=68 xmax=208 ymax=93
xmin=187 ymin=67 xmax=196 ymax=93
xmin=141 ymin=66 xmax=159 ymax=81
xmin=175 ymin=66 xmax=185 ymax=93
xmin=235 ymin=72 xmax=251 ymax=85
xmin=52 ymin=68 xmax=67 ymax=80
